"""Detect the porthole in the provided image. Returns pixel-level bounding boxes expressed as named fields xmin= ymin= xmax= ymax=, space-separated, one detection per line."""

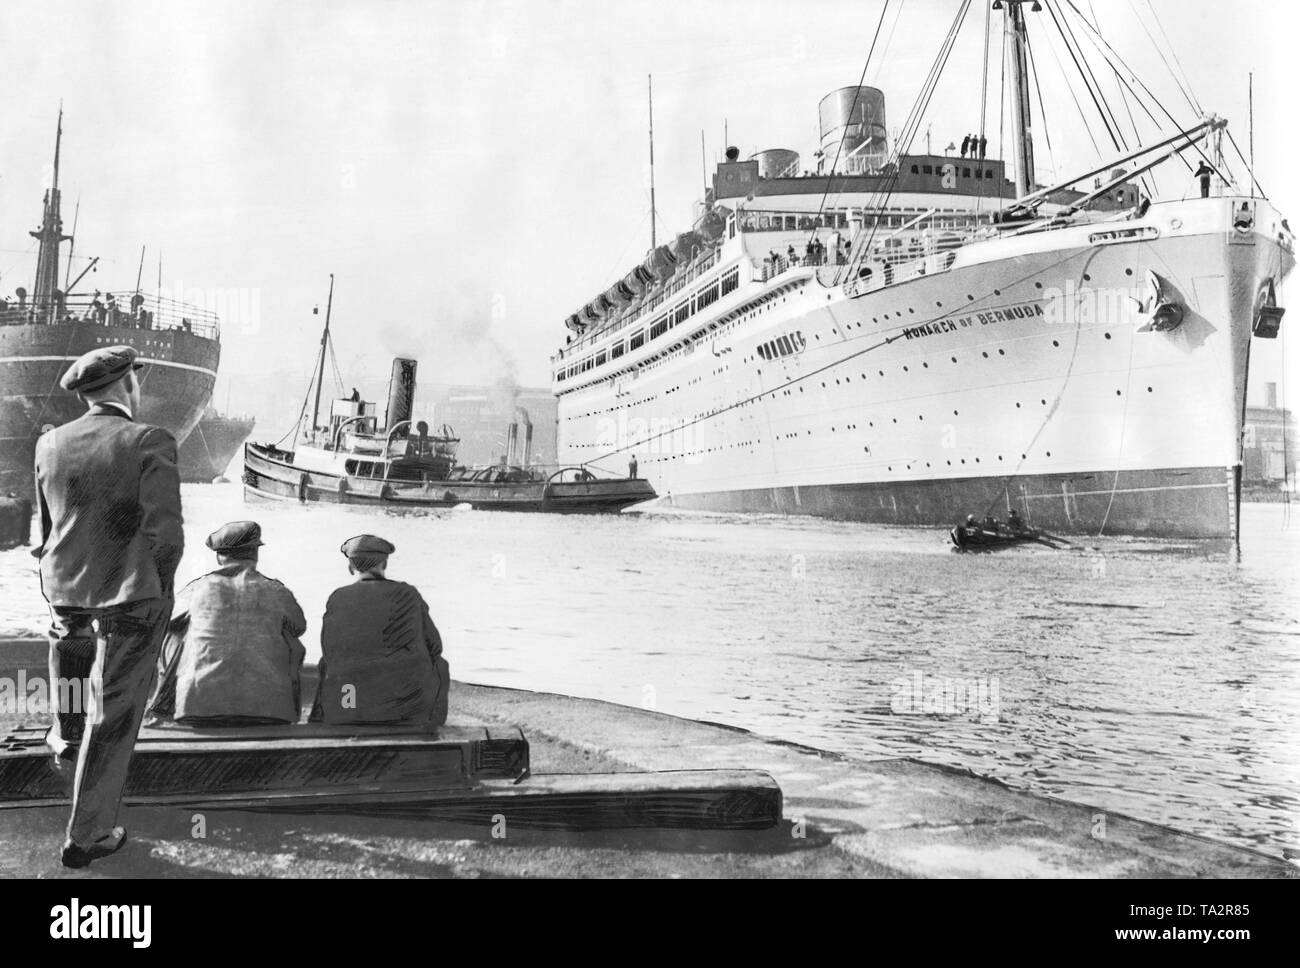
xmin=998 ymin=349 xmax=1005 ymax=355
xmin=1083 ymin=274 xmax=1091 ymax=282
xmin=982 ymin=351 xmax=988 ymax=358
xmin=1052 ymin=340 xmax=1060 ymax=347
xmin=1104 ymin=332 xmax=1112 ymax=340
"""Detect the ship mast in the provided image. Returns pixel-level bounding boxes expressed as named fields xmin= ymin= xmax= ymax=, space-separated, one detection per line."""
xmin=648 ymin=74 xmax=657 ymax=249
xmin=310 ymin=273 xmax=335 ymax=438
xmin=1001 ymin=0 xmax=1038 ymax=198
xmin=30 ymin=108 xmax=72 ymax=324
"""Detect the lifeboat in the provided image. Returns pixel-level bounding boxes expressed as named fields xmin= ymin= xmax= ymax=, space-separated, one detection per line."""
xmin=624 ymin=266 xmax=654 ymax=296
xmin=672 ymin=230 xmax=704 ymax=264
xmin=605 ymin=281 xmax=634 ymax=306
xmin=582 ymin=302 xmax=604 ymax=323
xmin=697 ymin=208 xmax=726 ymax=243
xmin=565 ymin=313 xmax=585 ymax=333
xmin=644 ymin=245 xmax=678 ymax=282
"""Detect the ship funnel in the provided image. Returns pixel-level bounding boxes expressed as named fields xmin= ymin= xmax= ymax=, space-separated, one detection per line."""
xmin=819 ymin=86 xmax=886 ymax=174
xmin=518 ymin=406 xmax=533 ymax=466
xmin=385 ymin=358 xmax=418 ymax=433
xmin=506 ymin=422 xmax=518 ymax=464
xmin=751 ymin=148 xmax=801 ymax=179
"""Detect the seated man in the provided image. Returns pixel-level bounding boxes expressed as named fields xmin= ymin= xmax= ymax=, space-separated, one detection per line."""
xmin=310 ymin=534 xmax=448 ymax=727
xmin=148 ymin=521 xmax=306 ymax=725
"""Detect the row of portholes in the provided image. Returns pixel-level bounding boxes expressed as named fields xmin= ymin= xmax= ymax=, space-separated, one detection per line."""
xmin=884 ymin=452 xmax=1055 ymax=472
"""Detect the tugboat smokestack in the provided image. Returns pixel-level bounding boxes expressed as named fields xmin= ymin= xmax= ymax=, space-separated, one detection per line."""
xmin=386 ymin=358 xmax=417 ymax=432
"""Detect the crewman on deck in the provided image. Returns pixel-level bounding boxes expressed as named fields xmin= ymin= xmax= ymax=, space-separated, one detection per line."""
xmin=147 ymin=521 xmax=307 ymax=726
xmin=629 ymin=454 xmax=638 ymax=479
xmin=35 ymin=344 xmax=183 ymax=868
xmin=1007 ymin=509 xmax=1025 ymax=533
xmin=311 ymin=535 xmax=448 ymax=727
xmin=1194 ymin=160 xmax=1214 ymax=199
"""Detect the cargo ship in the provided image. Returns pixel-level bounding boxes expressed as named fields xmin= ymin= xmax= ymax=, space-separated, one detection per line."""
xmin=550 ymin=2 xmax=1292 ymax=539
xmin=178 ymin=408 xmax=255 ymax=482
xmin=0 ymin=114 xmax=219 ymax=498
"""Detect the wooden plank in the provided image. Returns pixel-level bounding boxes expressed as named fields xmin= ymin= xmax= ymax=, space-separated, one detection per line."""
xmin=0 ymin=726 xmax=529 ymax=806
xmin=196 ymin=769 xmax=783 ymax=831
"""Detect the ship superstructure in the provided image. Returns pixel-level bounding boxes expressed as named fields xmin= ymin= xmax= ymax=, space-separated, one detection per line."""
xmin=551 ymin=2 xmax=1291 ymax=538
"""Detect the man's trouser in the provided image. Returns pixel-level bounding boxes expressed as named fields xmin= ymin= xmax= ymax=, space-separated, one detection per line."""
xmin=47 ymin=597 xmax=171 ymax=845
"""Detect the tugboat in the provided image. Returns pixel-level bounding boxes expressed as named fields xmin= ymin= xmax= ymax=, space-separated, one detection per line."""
xmin=243 ymin=279 xmax=655 ymax=512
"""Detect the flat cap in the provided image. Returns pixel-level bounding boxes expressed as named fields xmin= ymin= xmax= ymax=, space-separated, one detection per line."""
xmin=207 ymin=520 xmax=265 ymax=552
xmin=341 ymin=534 xmax=395 ymax=557
xmin=60 ymin=345 xmax=144 ymax=393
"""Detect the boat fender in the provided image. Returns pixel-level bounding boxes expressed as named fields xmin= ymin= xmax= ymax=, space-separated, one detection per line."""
xmin=297 ymin=473 xmax=310 ymax=503
xmin=380 ymin=484 xmax=394 ymax=500
xmin=443 ymin=490 xmax=457 ymax=503
xmin=336 ymin=477 xmax=349 ymax=504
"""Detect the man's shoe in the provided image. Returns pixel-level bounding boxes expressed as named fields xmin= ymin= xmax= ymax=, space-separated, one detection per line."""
xmin=49 ymin=745 xmax=78 ymax=776
xmin=61 ymin=828 xmax=128 ymax=869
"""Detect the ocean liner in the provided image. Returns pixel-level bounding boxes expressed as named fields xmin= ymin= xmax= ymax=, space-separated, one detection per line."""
xmin=551 ymin=0 xmax=1292 ymax=538
xmin=0 ymin=114 xmax=219 ymax=498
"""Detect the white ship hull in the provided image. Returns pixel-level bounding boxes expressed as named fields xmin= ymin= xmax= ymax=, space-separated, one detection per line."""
xmin=554 ymin=197 xmax=1293 ymax=538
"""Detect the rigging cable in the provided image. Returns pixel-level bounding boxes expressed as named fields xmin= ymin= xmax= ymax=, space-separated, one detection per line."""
xmin=976 ymin=0 xmax=992 ymax=213
xmin=1046 ymin=1 xmax=1124 ymax=157
xmin=804 ymin=0 xmax=893 ymax=246
xmin=1023 ymin=21 xmax=1057 ymax=184
xmin=840 ymin=0 xmax=972 ymax=281
xmin=1060 ymin=0 xmax=1210 ymax=174
xmin=1138 ymin=0 xmax=1202 ymax=116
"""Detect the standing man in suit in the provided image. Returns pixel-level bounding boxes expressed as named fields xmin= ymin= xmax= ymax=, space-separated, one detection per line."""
xmin=34 ymin=345 xmax=184 ymax=868
xmin=310 ymin=535 xmax=447 ymax=727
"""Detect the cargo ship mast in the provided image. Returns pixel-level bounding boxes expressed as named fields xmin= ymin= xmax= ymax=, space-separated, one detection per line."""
xmin=29 ymin=109 xmax=72 ymax=324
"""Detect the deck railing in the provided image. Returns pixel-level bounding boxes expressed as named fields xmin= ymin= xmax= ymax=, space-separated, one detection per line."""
xmin=0 ymin=290 xmax=221 ymax=340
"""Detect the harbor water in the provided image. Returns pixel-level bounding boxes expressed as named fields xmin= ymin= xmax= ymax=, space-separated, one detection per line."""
xmin=1 ymin=482 xmax=1297 ymax=857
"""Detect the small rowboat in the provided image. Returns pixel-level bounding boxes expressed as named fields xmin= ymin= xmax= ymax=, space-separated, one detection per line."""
xmin=950 ymin=523 xmax=1065 ymax=551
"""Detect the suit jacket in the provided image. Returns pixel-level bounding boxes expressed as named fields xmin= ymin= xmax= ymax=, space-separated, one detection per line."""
xmin=151 ymin=562 xmax=307 ymax=724
xmin=34 ymin=404 xmax=184 ymax=609
xmin=314 ymin=576 xmax=443 ymax=725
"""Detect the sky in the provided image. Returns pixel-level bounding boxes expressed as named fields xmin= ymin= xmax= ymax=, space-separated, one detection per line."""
xmin=2 ymin=0 xmax=1297 ymax=428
